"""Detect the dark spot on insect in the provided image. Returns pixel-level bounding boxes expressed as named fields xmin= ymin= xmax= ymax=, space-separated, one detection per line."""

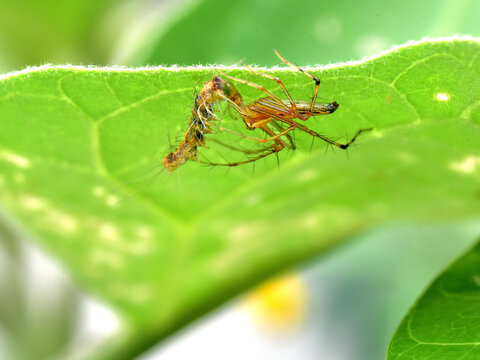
xmin=194 ymin=95 xmax=202 ymax=106
xmin=329 ymin=102 xmax=339 ymax=113
xmin=213 ymin=75 xmax=222 ymax=89
xmin=195 ymin=130 xmax=204 ymax=141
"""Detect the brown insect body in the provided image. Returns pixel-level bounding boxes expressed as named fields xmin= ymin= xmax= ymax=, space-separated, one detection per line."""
xmin=164 ymin=50 xmax=372 ymax=171
xmin=163 ymin=76 xmax=247 ymax=172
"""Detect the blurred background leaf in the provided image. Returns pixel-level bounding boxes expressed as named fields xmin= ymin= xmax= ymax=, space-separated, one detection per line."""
xmin=0 ymin=216 xmax=79 ymax=360
xmin=0 ymin=0 xmax=197 ymax=73
xmin=388 ymin=238 xmax=480 ymax=360
xmin=133 ymin=0 xmax=480 ymax=66
xmin=0 ymin=0 xmax=117 ymax=71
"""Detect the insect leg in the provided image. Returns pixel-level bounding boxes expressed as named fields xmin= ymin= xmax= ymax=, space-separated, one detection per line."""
xmin=270 ymin=120 xmax=296 ymax=150
xmin=274 ymin=49 xmax=321 ymax=113
xmin=296 ymin=123 xmax=373 ymax=149
xmin=273 ymin=115 xmax=373 ymax=149
xmin=196 ymin=147 xmax=277 ymax=167
xmin=216 ymin=122 xmax=294 ymax=145
xmin=208 ymin=137 xmax=275 ymax=155
xmin=217 ymin=70 xmax=290 ymax=112
xmin=243 ymin=64 xmax=297 ymax=112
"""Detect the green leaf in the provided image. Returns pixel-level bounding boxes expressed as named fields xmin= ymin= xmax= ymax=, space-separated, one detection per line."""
xmin=137 ymin=0 xmax=480 ymax=66
xmin=387 ymin=239 xmax=480 ymax=360
xmin=0 ymin=38 xmax=480 ymax=358
xmin=0 ymin=0 xmax=124 ymax=72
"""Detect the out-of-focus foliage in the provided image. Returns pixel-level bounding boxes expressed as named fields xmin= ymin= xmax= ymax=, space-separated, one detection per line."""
xmin=0 ymin=221 xmax=79 ymax=360
xmin=388 ymin=239 xmax=480 ymax=360
xmin=137 ymin=0 xmax=480 ymax=66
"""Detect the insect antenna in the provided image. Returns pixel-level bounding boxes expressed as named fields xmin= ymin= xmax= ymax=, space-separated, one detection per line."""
xmin=176 ymin=168 xmax=181 ymax=186
xmin=105 ymin=162 xmax=168 ymax=206
xmin=124 ymin=163 xmax=166 ymax=184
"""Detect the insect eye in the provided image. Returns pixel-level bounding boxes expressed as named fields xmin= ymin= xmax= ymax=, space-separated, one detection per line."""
xmin=329 ymin=102 xmax=339 ymax=112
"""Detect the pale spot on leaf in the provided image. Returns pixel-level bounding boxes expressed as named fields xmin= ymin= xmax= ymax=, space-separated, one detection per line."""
xmin=0 ymin=149 xmax=31 ymax=168
xmin=105 ymin=194 xmax=119 ymax=207
xmin=395 ymin=151 xmax=417 ymax=163
xmin=93 ymin=186 xmax=120 ymax=208
xmin=47 ymin=208 xmax=78 ymax=234
xmin=14 ymin=172 xmax=25 ymax=184
xmin=296 ymin=169 xmax=318 ymax=182
xmin=19 ymin=193 xmax=78 ymax=234
xmin=93 ymin=186 xmax=106 ymax=197
xmin=435 ymin=92 xmax=450 ymax=101
xmin=90 ymin=248 xmax=124 ymax=269
xmin=136 ymin=225 xmax=154 ymax=239
xmin=96 ymin=222 xmax=155 ymax=255
xmin=301 ymin=213 xmax=319 ymax=229
xmin=20 ymin=194 xmax=47 ymax=210
xmin=109 ymin=283 xmax=153 ymax=304
xmin=227 ymin=223 xmax=265 ymax=244
xmin=244 ymin=194 xmax=261 ymax=207
xmin=99 ymin=222 xmax=119 ymax=242
xmin=449 ymin=155 xmax=480 ymax=174
xmin=127 ymin=237 xmax=154 ymax=256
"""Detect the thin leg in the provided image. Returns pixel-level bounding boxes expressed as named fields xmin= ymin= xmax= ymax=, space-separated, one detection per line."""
xmin=293 ymin=122 xmax=373 ymax=149
xmin=217 ymin=70 xmax=290 ymax=112
xmin=208 ymin=137 xmax=276 ymax=155
xmin=243 ymin=64 xmax=297 ymax=112
xmin=270 ymin=120 xmax=296 ymax=150
xmin=272 ymin=114 xmax=373 ymax=149
xmin=197 ymin=147 xmax=277 ymax=167
xmin=274 ymin=49 xmax=321 ymax=113
xmin=258 ymin=123 xmax=286 ymax=152
xmin=216 ymin=122 xmax=294 ymax=145
xmin=197 ymin=123 xmax=285 ymax=168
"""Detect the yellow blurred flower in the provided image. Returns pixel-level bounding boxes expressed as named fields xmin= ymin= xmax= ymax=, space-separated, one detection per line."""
xmin=243 ymin=273 xmax=308 ymax=333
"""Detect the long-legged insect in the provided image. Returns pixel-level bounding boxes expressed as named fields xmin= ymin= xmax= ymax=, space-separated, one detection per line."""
xmin=213 ymin=50 xmax=372 ymax=159
xmin=165 ymin=51 xmax=372 ymax=171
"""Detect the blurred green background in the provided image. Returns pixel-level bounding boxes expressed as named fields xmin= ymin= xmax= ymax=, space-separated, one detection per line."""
xmin=1 ymin=0 xmax=480 ymax=359
xmin=2 ymin=0 xmax=480 ymax=72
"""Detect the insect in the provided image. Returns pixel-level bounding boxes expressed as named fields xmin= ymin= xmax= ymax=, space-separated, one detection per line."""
xmin=162 ymin=76 xmax=220 ymax=172
xmin=164 ymin=51 xmax=372 ymax=171
xmin=212 ymin=50 xmax=373 ymax=165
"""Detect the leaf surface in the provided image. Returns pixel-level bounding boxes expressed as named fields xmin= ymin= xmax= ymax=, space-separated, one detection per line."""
xmin=0 ymin=38 xmax=480 ymax=358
